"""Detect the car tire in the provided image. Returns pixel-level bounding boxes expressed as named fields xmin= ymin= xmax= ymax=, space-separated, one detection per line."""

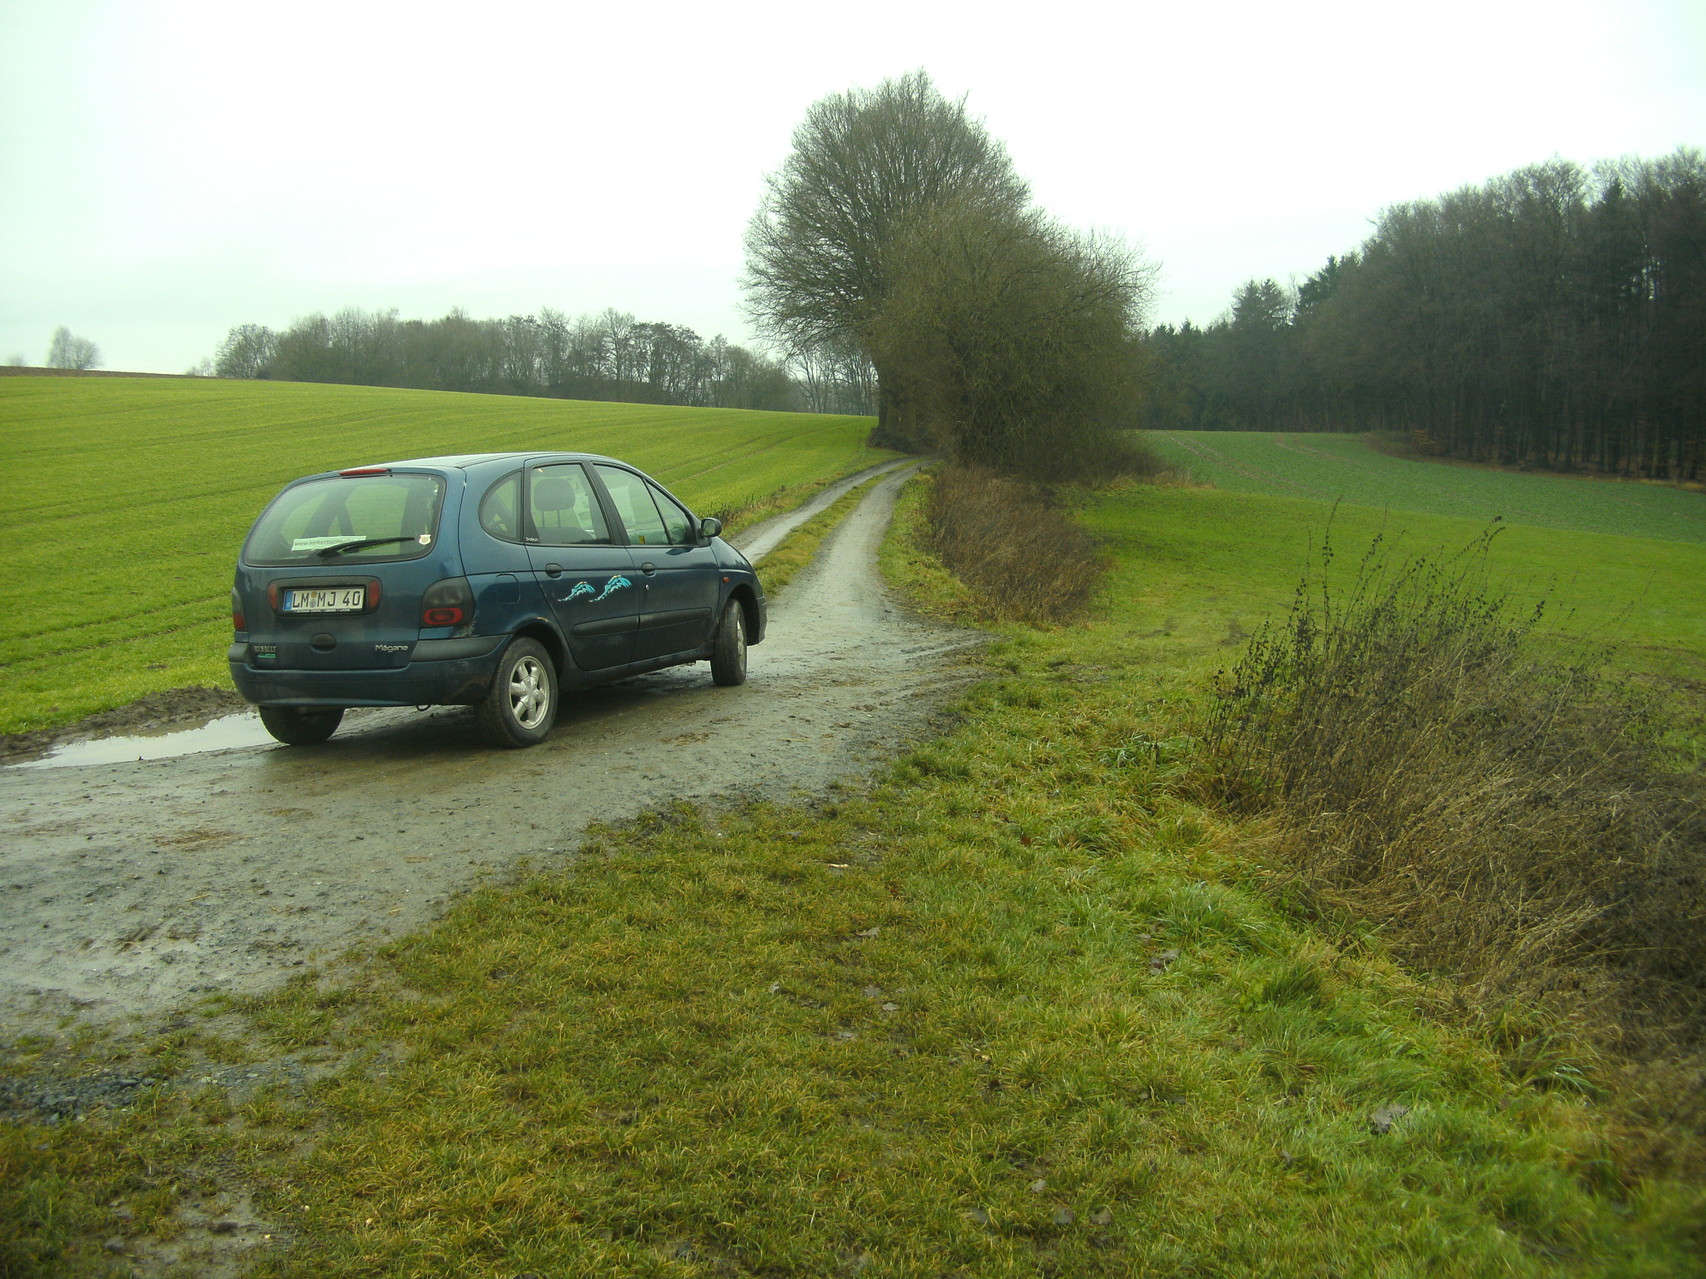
xmin=477 ymin=637 xmax=558 ymax=748
xmin=710 ymin=599 xmax=747 ymax=686
xmin=257 ymin=705 xmax=345 ymax=746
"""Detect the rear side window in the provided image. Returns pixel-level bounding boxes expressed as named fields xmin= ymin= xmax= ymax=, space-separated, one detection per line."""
xmin=245 ymin=473 xmax=445 ymax=565
xmin=479 ymin=471 xmax=523 ymax=542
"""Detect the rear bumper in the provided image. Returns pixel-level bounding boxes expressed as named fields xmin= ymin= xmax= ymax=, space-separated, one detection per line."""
xmin=228 ymin=635 xmax=506 ymax=707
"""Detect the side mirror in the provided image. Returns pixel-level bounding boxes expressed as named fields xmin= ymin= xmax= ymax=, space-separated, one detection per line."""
xmin=698 ymin=516 xmax=723 ymax=542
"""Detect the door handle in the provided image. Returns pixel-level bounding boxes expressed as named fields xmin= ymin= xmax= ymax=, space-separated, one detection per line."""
xmin=543 ymin=563 xmax=563 ymax=578
xmin=639 ymin=562 xmax=657 ymax=575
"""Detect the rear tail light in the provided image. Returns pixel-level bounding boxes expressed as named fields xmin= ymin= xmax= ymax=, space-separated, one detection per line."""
xmin=422 ymin=577 xmax=474 ymax=628
xmin=231 ymin=588 xmax=246 ymax=633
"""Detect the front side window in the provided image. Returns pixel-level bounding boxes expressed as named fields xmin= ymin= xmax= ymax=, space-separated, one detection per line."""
xmin=648 ymin=481 xmax=695 ymax=544
xmin=528 ymin=464 xmax=611 ymax=546
xmin=246 ymin=472 xmax=444 ymax=565
xmin=595 ymin=465 xmax=678 ymax=547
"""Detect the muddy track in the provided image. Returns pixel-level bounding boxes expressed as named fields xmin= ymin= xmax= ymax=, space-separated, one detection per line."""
xmin=0 ymin=463 xmax=983 ymax=1041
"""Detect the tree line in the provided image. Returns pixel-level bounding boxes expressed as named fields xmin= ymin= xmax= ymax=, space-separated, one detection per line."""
xmin=1141 ymin=149 xmax=1706 ymax=480
xmin=211 ymin=306 xmax=873 ymax=414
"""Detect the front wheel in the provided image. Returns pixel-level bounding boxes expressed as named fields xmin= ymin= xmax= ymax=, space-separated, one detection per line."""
xmin=710 ymin=599 xmax=747 ymax=686
xmin=477 ymin=638 xmax=558 ymax=748
xmin=258 ymin=705 xmax=344 ymax=746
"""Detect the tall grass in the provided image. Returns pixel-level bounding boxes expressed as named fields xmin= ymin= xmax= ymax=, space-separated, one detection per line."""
xmin=1204 ymin=526 xmax=1706 ymax=1142
xmin=925 ymin=464 xmax=1106 ymax=622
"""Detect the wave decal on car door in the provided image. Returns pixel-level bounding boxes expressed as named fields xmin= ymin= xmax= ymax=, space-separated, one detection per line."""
xmin=565 ymin=576 xmax=634 ymax=603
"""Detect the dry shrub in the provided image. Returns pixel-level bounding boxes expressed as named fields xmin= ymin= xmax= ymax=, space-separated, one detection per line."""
xmin=926 ymin=463 xmax=1106 ymax=623
xmin=1049 ymin=429 xmax=1168 ymax=486
xmin=1206 ymin=527 xmax=1706 ymax=1123
xmin=999 ymin=426 xmax=1169 ymax=485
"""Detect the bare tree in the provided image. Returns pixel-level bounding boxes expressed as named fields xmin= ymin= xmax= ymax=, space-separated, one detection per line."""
xmin=46 ymin=326 xmax=101 ymax=370
xmin=743 ymin=70 xmax=1027 ymax=447
xmin=784 ymin=338 xmax=875 ymax=415
xmin=215 ymin=324 xmax=278 ymax=379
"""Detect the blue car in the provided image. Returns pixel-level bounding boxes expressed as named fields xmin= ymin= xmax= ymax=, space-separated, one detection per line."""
xmin=229 ymin=453 xmax=766 ymax=747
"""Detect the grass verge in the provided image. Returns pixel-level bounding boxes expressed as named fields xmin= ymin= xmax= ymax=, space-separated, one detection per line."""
xmin=12 ymin=694 xmax=1700 ymax=1275
xmin=1205 ymin=523 xmax=1706 ymax=1149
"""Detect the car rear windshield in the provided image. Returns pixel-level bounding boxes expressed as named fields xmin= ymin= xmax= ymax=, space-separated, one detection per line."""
xmin=245 ymin=472 xmax=446 ymax=566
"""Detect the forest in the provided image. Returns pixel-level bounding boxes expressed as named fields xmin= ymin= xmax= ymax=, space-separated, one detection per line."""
xmin=1142 ymin=149 xmax=1705 ymax=480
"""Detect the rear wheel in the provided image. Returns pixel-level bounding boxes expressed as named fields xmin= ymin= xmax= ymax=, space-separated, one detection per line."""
xmin=710 ymin=599 xmax=747 ymax=686
xmin=257 ymin=705 xmax=345 ymax=746
xmin=477 ymin=637 xmax=558 ymax=747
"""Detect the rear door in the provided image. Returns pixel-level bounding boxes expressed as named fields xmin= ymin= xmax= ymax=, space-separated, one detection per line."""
xmin=592 ymin=464 xmax=720 ymax=662
xmin=520 ymin=462 xmax=638 ymax=671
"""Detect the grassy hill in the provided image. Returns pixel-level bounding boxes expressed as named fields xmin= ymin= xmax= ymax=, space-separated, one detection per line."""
xmin=0 ymin=377 xmax=889 ymax=733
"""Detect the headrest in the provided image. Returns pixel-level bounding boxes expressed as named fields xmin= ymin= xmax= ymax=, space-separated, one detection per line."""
xmin=532 ymin=475 xmax=578 ymax=513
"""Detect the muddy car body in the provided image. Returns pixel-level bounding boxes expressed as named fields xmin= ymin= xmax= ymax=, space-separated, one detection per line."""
xmin=229 ymin=452 xmax=765 ymax=747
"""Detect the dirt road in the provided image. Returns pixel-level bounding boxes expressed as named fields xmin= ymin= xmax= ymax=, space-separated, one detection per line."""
xmin=0 ymin=464 xmax=981 ymax=1040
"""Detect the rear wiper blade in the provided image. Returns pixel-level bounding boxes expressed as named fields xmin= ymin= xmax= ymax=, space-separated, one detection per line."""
xmin=315 ymin=536 xmax=421 ymax=559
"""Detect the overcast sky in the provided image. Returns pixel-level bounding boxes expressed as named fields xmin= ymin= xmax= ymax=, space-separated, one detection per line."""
xmin=2 ymin=0 xmax=1701 ymax=375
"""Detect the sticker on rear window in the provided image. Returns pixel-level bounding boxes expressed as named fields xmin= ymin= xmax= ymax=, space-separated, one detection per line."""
xmin=291 ymin=536 xmax=359 ymax=551
xmin=288 ymin=534 xmax=433 ymax=552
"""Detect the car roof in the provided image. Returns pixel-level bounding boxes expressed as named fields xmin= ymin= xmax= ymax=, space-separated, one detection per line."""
xmin=336 ymin=452 xmax=625 ymax=473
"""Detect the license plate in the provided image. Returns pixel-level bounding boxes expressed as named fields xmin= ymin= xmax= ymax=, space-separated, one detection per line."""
xmin=284 ymin=586 xmax=365 ymax=613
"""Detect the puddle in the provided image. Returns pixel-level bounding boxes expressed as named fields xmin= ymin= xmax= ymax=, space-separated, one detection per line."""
xmin=4 ymin=713 xmax=277 ymax=770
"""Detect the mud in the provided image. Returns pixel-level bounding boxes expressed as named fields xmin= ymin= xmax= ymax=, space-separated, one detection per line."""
xmin=0 ymin=687 xmax=252 ymax=767
xmin=0 ymin=463 xmax=983 ymax=1041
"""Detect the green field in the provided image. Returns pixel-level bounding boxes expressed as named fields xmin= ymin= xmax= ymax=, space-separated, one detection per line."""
xmin=1143 ymin=431 xmax=1706 ymax=695
xmin=0 ymin=377 xmax=890 ymax=734
xmin=1079 ymin=483 xmax=1706 ymax=695
xmin=1150 ymin=430 xmax=1706 ymax=545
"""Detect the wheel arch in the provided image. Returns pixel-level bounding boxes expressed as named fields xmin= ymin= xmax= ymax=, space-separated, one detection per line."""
xmin=506 ymin=619 xmax=570 ymax=677
xmin=726 ymin=583 xmax=765 ymax=645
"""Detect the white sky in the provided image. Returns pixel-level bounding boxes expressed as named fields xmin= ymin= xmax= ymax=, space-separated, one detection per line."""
xmin=1 ymin=0 xmax=1702 ymax=374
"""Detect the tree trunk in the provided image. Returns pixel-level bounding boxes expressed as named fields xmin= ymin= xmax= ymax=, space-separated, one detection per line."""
xmin=866 ymin=367 xmax=931 ymax=452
